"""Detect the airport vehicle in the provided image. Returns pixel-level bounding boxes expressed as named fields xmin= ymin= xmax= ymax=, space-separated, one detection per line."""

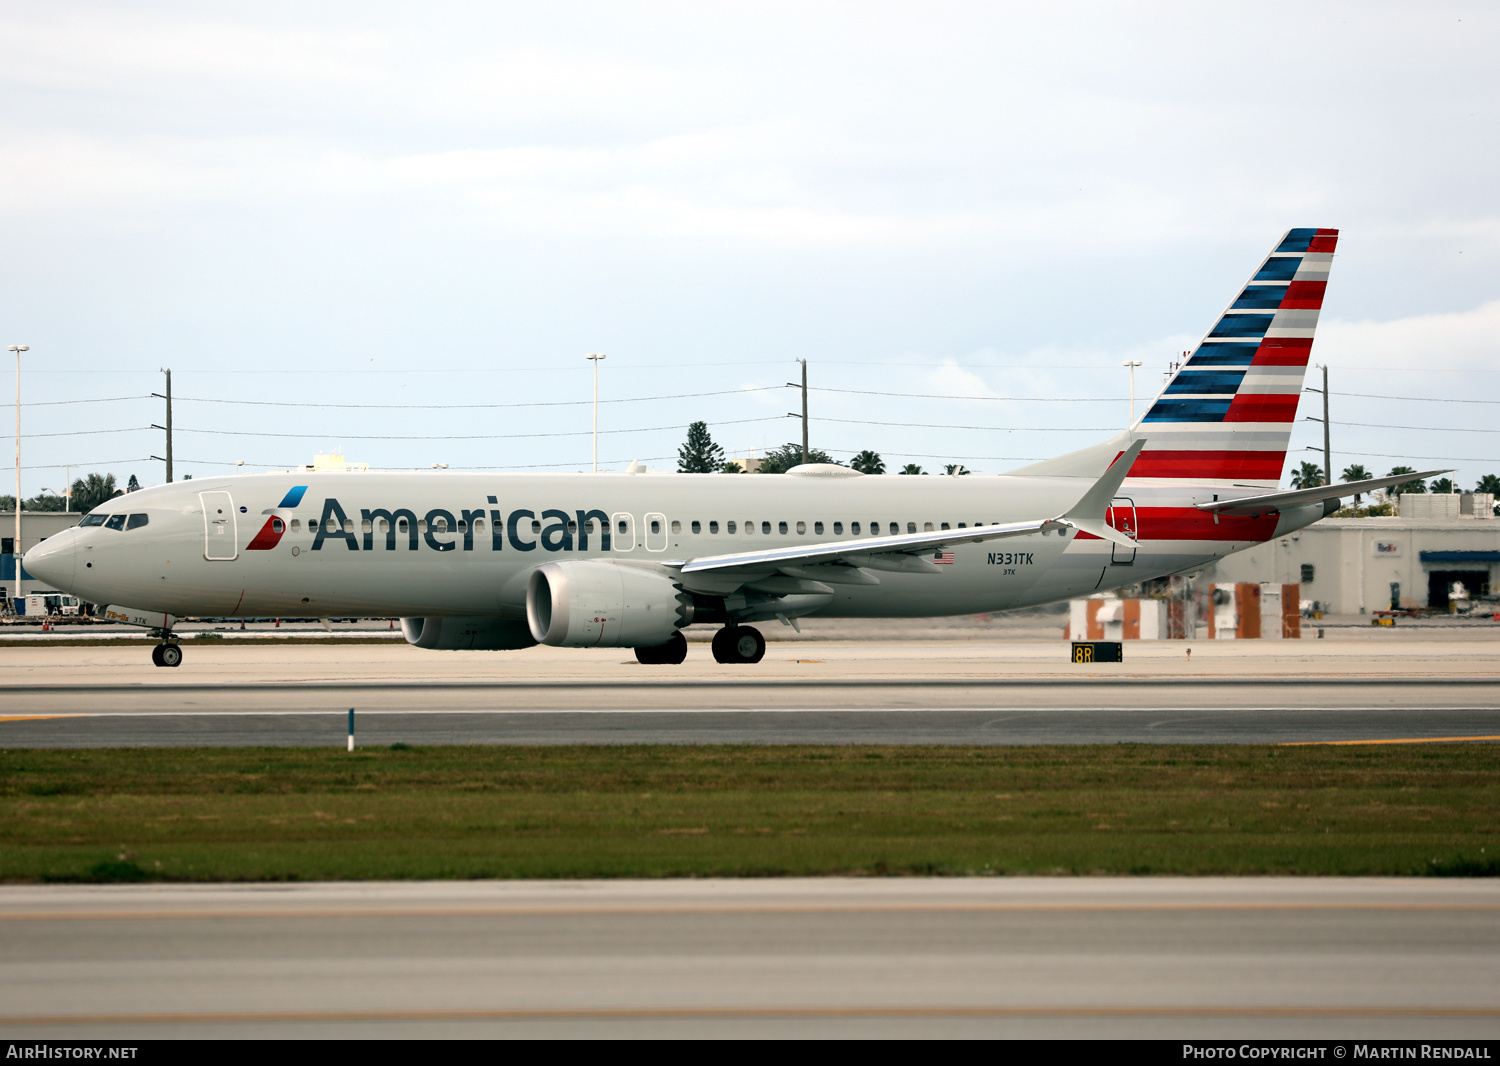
xmin=23 ymin=228 xmax=1447 ymax=666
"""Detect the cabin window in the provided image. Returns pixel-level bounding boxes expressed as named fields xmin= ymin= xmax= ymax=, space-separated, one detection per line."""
xmin=672 ymin=520 xmax=682 ymax=534
xmin=763 ymin=521 xmax=772 ymax=535
xmin=940 ymin=522 xmax=950 ymax=530
xmin=378 ymin=519 xmax=388 ymax=533
xmin=105 ymin=514 xmax=126 ymax=531
xmin=796 ymin=521 xmax=806 ymax=534
xmin=778 ymin=521 xmax=788 ymax=535
xmin=691 ymin=520 xmax=701 ymax=534
xmin=923 ymin=522 xmax=933 ymax=532
xmin=457 ymin=520 xmax=467 ymax=533
xmin=362 ymin=519 xmax=373 ymax=533
xmin=567 ymin=520 xmax=576 ymax=534
xmin=891 ymin=523 xmax=900 ymax=535
xmin=814 ymin=522 xmax=823 ymax=535
xmin=418 ymin=520 xmax=428 ymax=532
xmin=397 ymin=518 xmax=409 ymax=531
xmin=850 ymin=521 xmax=860 ymax=534
xmin=531 ymin=520 xmax=542 ymax=534
xmin=907 ymin=522 xmax=917 ymax=534
xmin=291 ymin=519 xmax=301 ymax=532
xmin=726 ymin=521 xmax=736 ymax=533
xmin=957 ymin=522 xmax=966 ymax=528
xmin=582 ymin=520 xmax=595 ymax=534
xmin=473 ymin=519 xmax=485 ymax=532
xmin=271 ymin=518 xmax=284 ymax=534
xmin=833 ymin=522 xmax=843 ymax=534
xmin=708 ymin=520 xmax=718 ymax=534
xmin=618 ymin=520 xmax=628 ymax=534
xmin=307 ymin=518 xmax=319 ymax=532
xmin=650 ymin=519 xmax=661 ymax=535
xmin=126 ymin=514 xmax=150 ymax=531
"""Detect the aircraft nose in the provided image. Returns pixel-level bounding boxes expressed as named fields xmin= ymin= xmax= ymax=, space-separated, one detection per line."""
xmin=22 ymin=531 xmax=75 ymax=589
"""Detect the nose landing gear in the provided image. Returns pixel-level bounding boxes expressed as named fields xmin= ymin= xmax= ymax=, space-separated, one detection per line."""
xmin=711 ymin=625 xmax=765 ymax=664
xmin=151 ymin=641 xmax=182 ymax=668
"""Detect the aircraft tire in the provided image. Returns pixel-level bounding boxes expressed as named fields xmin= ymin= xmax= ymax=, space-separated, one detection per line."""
xmin=150 ymin=644 xmax=164 ymax=667
xmin=158 ymin=643 xmax=183 ymax=668
xmin=634 ymin=631 xmax=688 ymax=665
xmin=713 ymin=625 xmax=765 ymax=664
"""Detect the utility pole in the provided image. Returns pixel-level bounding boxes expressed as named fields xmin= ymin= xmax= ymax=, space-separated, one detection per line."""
xmin=1123 ymin=360 xmax=1142 ymax=425
xmin=585 ymin=354 xmax=605 ymax=472
xmin=151 ymin=369 xmax=173 ymax=483
xmin=787 ymin=359 xmax=808 ymax=465
xmin=9 ymin=345 xmax=27 ymax=606
xmin=1322 ymin=364 xmax=1331 ymax=487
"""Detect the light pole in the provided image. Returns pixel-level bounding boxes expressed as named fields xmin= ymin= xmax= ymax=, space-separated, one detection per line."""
xmin=585 ymin=353 xmax=606 ymax=472
xmin=9 ymin=345 xmax=26 ymax=606
xmin=1122 ymin=360 xmax=1142 ymax=425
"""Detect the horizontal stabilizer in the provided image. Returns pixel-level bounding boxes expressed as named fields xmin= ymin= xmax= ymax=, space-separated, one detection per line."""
xmin=1196 ymin=468 xmax=1452 ymax=517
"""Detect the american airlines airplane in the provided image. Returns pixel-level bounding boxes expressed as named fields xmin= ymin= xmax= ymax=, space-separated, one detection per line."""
xmin=25 ymin=228 xmax=1443 ymax=667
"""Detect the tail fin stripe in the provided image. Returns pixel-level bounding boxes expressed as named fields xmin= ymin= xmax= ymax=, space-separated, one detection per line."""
xmin=1252 ymin=257 xmax=1302 ymax=281
xmin=1164 ymin=370 xmax=1246 ymax=395
xmin=1190 ymin=343 xmax=1258 ymax=366
xmin=1208 ymin=314 xmax=1275 ymax=338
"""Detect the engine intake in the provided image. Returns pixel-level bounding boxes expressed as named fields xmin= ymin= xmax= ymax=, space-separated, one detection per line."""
xmin=527 ymin=561 xmax=693 ymax=647
xmin=400 ymin=616 xmax=538 ymax=651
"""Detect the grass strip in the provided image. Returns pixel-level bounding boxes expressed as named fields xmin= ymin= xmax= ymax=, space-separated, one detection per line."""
xmin=1 ymin=744 xmax=1496 ymax=881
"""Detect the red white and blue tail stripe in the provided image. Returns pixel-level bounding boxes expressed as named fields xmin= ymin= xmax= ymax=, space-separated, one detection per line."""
xmin=1131 ymin=227 xmax=1337 ymax=486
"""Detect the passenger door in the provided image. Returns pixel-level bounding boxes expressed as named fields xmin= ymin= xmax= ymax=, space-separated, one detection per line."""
xmin=611 ymin=512 xmax=635 ymax=552
xmin=644 ymin=512 xmax=668 ymax=552
xmin=200 ymin=491 xmax=238 ymax=560
xmin=1107 ymin=496 xmax=1137 ymax=565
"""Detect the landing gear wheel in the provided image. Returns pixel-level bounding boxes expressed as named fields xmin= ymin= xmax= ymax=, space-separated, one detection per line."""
xmin=150 ymin=644 xmax=164 ymax=667
xmin=712 ymin=625 xmax=765 ymax=664
xmin=155 ymin=643 xmax=182 ymax=668
xmin=634 ymin=631 xmax=688 ymax=665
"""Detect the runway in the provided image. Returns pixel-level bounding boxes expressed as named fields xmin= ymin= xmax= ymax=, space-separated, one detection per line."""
xmin=2 ymin=637 xmax=1499 ymax=745
xmin=2 ymin=878 xmax=1496 ymax=1038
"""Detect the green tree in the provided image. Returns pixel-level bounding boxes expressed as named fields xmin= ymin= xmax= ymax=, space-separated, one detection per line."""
xmin=676 ymin=421 xmax=725 ymax=473
xmin=23 ymin=492 xmax=66 ymax=512
xmin=1341 ymin=463 xmax=1371 ymax=502
xmin=0 ymin=495 xmax=12 ymax=512
xmin=1289 ymin=461 xmax=1324 ymax=489
xmin=899 ymin=463 xmax=926 ymax=476
xmin=719 ymin=460 xmax=745 ymax=474
xmin=1429 ymin=477 xmax=1456 ymax=494
xmin=1387 ymin=466 xmax=1426 ymax=495
xmin=850 ymin=450 xmax=885 ymax=474
xmin=755 ymin=442 xmax=837 ymax=474
xmin=1477 ymin=474 xmax=1500 ymax=495
xmin=943 ymin=464 xmax=971 ymax=476
xmin=126 ymin=475 xmax=141 ymax=493
xmin=70 ymin=473 xmax=123 ymax=513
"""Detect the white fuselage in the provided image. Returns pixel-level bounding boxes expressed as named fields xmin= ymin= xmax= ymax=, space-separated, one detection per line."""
xmin=26 ymin=469 xmax=1312 ymax=623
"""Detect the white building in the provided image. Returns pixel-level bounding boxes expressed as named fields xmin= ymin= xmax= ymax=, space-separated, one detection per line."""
xmin=1212 ymin=494 xmax=1498 ymax=613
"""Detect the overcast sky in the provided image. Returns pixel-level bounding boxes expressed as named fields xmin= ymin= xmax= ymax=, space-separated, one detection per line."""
xmin=4 ymin=1 xmax=1497 ymax=497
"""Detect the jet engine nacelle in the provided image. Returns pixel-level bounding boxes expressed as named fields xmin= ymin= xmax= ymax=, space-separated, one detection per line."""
xmin=401 ymin=616 xmax=538 ymax=651
xmin=526 ymin=561 xmax=693 ymax=648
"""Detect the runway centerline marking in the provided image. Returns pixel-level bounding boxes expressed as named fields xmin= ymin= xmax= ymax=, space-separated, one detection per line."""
xmin=1281 ymin=735 xmax=1500 ymax=746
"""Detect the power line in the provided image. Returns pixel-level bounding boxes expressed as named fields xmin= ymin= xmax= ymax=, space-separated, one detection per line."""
xmin=1318 ymin=390 xmax=1500 ymax=405
xmin=20 ymin=395 xmax=151 ymax=407
xmin=1304 ymin=446 xmax=1494 ymax=463
xmin=171 ymin=415 xmax=785 ymax=441
xmin=815 ymin=416 xmax=1115 ymax=432
xmin=812 ymin=386 xmax=1117 ymax=402
xmin=174 ymin=385 xmax=785 ymax=410
xmin=1322 ymin=419 xmax=1500 ymax=434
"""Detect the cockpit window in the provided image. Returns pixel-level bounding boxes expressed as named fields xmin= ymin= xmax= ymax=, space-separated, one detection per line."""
xmin=104 ymin=514 xmax=127 ymax=531
xmin=79 ymin=514 xmax=106 ymax=527
xmin=126 ymin=514 xmax=149 ymax=531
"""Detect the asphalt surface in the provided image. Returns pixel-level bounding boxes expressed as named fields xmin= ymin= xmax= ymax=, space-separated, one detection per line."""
xmin=2 ymin=637 xmax=1499 ymax=745
xmin=2 ymin=879 xmax=1496 ymax=1039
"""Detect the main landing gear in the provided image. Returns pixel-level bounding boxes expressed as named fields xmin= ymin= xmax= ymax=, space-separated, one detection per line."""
xmin=711 ymin=625 xmax=765 ymax=665
xmin=151 ymin=640 xmax=182 ymax=668
xmin=634 ymin=631 xmax=688 ymax=665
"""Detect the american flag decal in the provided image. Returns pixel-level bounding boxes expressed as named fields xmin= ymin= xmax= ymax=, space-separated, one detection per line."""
xmin=934 ymin=551 xmax=955 ymax=565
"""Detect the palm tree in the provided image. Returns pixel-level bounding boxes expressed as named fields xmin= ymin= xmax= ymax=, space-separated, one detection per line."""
xmin=943 ymin=464 xmax=970 ymax=476
xmin=1341 ymin=463 xmax=1371 ymax=502
xmin=70 ymin=473 xmax=122 ymax=513
xmin=1289 ymin=461 xmax=1324 ymax=489
xmin=1387 ymin=466 xmax=1426 ymax=495
xmin=899 ymin=463 xmax=925 ymax=476
xmin=1429 ymin=477 xmax=1455 ymax=494
xmin=1477 ymin=474 xmax=1500 ymax=495
xmin=850 ymin=450 xmax=885 ymax=475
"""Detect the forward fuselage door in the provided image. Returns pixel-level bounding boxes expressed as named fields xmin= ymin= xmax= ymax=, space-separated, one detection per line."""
xmin=644 ymin=512 xmax=667 ymax=552
xmin=200 ymin=491 xmax=238 ymax=561
xmin=611 ymin=513 xmax=635 ymax=552
xmin=1107 ymin=496 xmax=1137 ymax=565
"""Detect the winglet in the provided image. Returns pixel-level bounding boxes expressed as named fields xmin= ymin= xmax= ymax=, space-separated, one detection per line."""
xmin=1057 ymin=439 xmax=1145 ymax=549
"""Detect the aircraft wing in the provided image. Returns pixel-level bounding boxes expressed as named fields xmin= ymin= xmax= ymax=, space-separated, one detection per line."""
xmin=678 ymin=440 xmax=1146 ymax=578
xmin=1195 ymin=468 xmax=1452 ymax=517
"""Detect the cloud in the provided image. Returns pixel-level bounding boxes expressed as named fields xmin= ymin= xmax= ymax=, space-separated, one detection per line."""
xmin=1318 ymin=300 xmax=1500 ymax=373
